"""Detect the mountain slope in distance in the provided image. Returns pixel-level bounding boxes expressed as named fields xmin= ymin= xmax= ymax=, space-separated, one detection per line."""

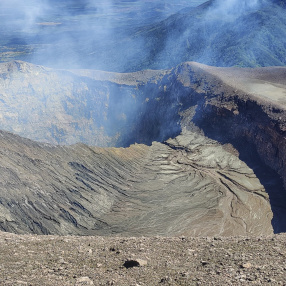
xmin=1 ymin=0 xmax=285 ymax=72
xmin=125 ymin=0 xmax=286 ymax=71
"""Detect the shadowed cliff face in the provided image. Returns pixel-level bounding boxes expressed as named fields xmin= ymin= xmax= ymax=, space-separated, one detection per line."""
xmin=0 ymin=61 xmax=286 ymax=236
xmin=0 ymin=61 xmax=192 ymax=147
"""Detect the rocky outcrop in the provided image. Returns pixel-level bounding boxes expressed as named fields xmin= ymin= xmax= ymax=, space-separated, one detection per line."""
xmin=174 ymin=63 xmax=286 ymax=232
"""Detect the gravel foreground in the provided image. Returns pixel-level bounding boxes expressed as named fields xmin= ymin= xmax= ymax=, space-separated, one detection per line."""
xmin=0 ymin=232 xmax=285 ymax=285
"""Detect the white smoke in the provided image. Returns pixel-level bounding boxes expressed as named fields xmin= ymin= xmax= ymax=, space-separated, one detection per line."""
xmin=0 ymin=0 xmax=50 ymax=32
xmin=210 ymin=0 xmax=263 ymax=19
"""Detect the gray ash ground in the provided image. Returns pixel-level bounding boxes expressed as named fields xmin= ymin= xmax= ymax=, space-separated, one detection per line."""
xmin=0 ymin=231 xmax=285 ymax=285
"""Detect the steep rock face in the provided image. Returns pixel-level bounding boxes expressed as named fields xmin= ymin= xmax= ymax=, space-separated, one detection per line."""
xmin=176 ymin=63 xmax=286 ymax=222
xmin=176 ymin=62 xmax=286 ymax=232
xmin=0 ymin=61 xmax=182 ymax=146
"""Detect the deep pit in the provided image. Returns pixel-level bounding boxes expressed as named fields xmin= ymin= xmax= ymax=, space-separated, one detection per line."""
xmin=0 ymin=61 xmax=285 ymax=236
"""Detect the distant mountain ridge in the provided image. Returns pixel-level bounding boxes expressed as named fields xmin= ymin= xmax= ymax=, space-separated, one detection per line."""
xmin=127 ymin=0 xmax=286 ymax=71
xmin=1 ymin=0 xmax=285 ymax=71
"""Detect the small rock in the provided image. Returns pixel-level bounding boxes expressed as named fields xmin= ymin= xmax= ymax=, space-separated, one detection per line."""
xmin=160 ymin=276 xmax=172 ymax=283
xmin=75 ymin=277 xmax=94 ymax=285
xmin=241 ymin=262 xmax=252 ymax=269
xmin=58 ymin=257 xmax=67 ymax=264
xmin=180 ymin=271 xmax=190 ymax=278
xmin=201 ymin=261 xmax=209 ymax=266
xmin=15 ymin=281 xmax=28 ymax=285
xmin=136 ymin=258 xmax=148 ymax=266
xmin=228 ymin=267 xmax=234 ymax=273
xmin=123 ymin=258 xmax=147 ymax=268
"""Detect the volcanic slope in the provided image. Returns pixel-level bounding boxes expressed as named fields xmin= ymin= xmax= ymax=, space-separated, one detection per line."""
xmin=124 ymin=0 xmax=286 ymax=71
xmin=0 ymin=127 xmax=273 ymax=237
xmin=0 ymin=61 xmax=286 ymax=236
